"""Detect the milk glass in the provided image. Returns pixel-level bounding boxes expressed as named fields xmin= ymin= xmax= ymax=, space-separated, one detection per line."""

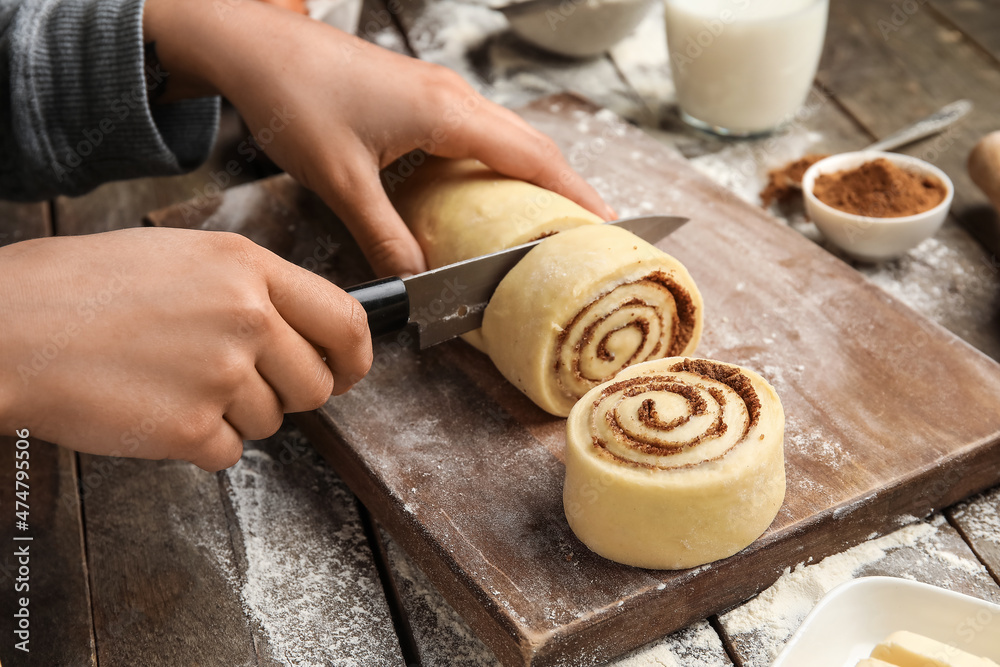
xmin=664 ymin=0 xmax=828 ymax=136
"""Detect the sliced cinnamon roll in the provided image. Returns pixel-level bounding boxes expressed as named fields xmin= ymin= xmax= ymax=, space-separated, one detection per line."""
xmin=563 ymin=357 xmax=785 ymax=569
xmin=481 ymin=224 xmax=703 ymax=416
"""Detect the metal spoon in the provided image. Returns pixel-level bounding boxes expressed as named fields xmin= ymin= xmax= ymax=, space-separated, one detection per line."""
xmin=863 ymin=99 xmax=972 ymax=152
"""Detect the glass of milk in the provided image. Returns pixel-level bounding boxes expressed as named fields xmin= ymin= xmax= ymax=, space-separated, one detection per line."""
xmin=664 ymin=0 xmax=828 ymax=136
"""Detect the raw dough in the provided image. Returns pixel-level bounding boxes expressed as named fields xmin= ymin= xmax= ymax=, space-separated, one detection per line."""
xmin=389 ymin=157 xmax=603 ymax=349
xmin=481 ymin=224 xmax=703 ymax=416
xmin=563 ymin=357 xmax=785 ymax=569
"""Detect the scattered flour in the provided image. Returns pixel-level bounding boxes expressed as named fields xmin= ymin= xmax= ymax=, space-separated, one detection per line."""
xmin=384 ymin=528 xmax=731 ymax=666
xmin=607 ymin=620 xmax=730 ymax=667
xmin=224 ymin=437 xmax=401 ymax=667
xmin=167 ymin=503 xmax=239 ymax=592
xmin=783 ymin=414 xmax=845 ymax=467
xmin=372 ymin=23 xmax=409 ymax=53
xmin=382 ymin=530 xmax=501 ymax=666
xmin=857 ymin=233 xmax=1000 ymax=344
xmin=953 ymin=487 xmax=1000 ymax=547
xmin=689 ymin=128 xmax=823 ymax=205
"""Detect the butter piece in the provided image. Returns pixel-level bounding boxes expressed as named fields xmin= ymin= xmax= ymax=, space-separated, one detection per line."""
xmin=857 ymin=659 xmax=898 ymax=667
xmin=870 ymin=631 xmax=1000 ymax=667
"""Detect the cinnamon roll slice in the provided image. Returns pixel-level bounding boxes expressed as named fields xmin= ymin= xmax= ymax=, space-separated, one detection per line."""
xmin=481 ymin=225 xmax=703 ymax=416
xmin=563 ymin=357 xmax=785 ymax=569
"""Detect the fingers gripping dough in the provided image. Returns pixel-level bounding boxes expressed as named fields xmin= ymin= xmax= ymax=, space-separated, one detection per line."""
xmin=563 ymin=357 xmax=786 ymax=569
xmin=481 ymin=225 xmax=703 ymax=417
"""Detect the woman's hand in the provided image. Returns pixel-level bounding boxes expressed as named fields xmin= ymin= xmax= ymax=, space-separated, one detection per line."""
xmin=0 ymin=228 xmax=371 ymax=471
xmin=142 ymin=0 xmax=615 ymax=277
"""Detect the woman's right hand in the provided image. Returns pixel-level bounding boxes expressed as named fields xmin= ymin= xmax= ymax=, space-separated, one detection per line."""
xmin=0 ymin=227 xmax=372 ymax=471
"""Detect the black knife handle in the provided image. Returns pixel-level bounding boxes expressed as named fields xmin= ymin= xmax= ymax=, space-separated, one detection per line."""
xmin=345 ymin=277 xmax=409 ymax=339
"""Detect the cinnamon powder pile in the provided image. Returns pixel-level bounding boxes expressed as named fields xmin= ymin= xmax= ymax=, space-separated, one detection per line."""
xmin=812 ymin=158 xmax=946 ymax=217
xmin=760 ymin=154 xmax=828 ymax=207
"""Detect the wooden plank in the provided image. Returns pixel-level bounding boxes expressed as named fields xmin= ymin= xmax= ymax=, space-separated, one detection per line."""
xmin=719 ymin=513 xmax=1000 ymax=666
xmin=0 ymin=201 xmax=51 ymax=247
xmin=379 ymin=528 xmax=734 ymax=666
xmin=81 ymin=454 xmax=259 ymax=666
xmin=149 ymin=94 xmax=1000 ymax=666
xmin=0 ymin=438 xmax=95 ymax=667
xmin=930 ymin=0 xmax=1000 ymax=66
xmin=816 ymin=0 xmax=1000 ymax=256
xmin=218 ymin=422 xmax=406 ymax=667
xmin=80 ymin=418 xmax=405 ymax=665
xmin=949 ymin=484 xmax=1000 ymax=587
xmin=54 ymin=104 xmax=256 ymax=235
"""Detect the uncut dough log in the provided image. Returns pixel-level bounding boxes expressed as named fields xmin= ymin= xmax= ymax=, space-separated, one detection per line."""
xmin=481 ymin=224 xmax=703 ymax=417
xmin=564 ymin=357 xmax=785 ymax=570
xmin=390 ymin=157 xmax=604 ymax=267
xmin=389 ymin=157 xmax=604 ymax=349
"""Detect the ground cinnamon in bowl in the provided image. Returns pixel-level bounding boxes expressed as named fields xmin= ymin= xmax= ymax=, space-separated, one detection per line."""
xmin=811 ymin=157 xmax=947 ymax=217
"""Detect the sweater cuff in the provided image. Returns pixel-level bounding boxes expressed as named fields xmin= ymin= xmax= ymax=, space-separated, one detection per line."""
xmin=12 ymin=0 xmax=219 ymax=198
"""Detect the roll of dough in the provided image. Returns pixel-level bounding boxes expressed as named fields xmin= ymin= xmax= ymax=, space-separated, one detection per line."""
xmin=563 ymin=357 xmax=785 ymax=569
xmin=390 ymin=157 xmax=604 ymax=350
xmin=390 ymin=156 xmax=604 ymax=267
xmin=481 ymin=224 xmax=703 ymax=417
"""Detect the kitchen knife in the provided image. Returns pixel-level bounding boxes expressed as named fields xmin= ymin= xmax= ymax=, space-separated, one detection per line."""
xmin=345 ymin=215 xmax=688 ymax=349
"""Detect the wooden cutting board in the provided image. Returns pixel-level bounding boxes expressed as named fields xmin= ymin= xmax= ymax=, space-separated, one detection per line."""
xmin=148 ymin=94 xmax=1000 ymax=667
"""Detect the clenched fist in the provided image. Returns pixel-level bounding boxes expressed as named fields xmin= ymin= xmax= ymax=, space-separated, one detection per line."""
xmin=0 ymin=228 xmax=371 ymax=471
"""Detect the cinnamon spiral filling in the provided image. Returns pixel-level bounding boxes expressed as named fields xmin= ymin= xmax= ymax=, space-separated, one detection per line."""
xmin=554 ymin=271 xmax=697 ymax=404
xmin=589 ymin=359 xmax=762 ymax=471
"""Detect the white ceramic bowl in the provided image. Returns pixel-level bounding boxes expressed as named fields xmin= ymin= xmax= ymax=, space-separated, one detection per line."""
xmin=802 ymin=151 xmax=953 ymax=262
xmin=772 ymin=577 xmax=1000 ymax=667
xmin=501 ymin=0 xmax=655 ymax=58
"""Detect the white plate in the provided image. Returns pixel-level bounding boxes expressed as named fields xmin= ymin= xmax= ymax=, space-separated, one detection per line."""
xmin=772 ymin=576 xmax=1000 ymax=667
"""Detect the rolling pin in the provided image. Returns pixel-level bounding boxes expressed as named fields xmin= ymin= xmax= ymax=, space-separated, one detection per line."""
xmin=969 ymin=131 xmax=1000 ymax=212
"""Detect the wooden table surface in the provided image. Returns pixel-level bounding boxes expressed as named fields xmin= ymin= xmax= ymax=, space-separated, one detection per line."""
xmin=2 ymin=0 xmax=999 ymax=665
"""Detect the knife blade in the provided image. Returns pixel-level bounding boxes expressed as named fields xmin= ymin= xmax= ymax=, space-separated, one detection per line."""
xmin=345 ymin=215 xmax=688 ymax=349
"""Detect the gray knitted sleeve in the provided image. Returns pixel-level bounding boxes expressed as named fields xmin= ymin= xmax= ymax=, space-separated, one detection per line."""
xmin=0 ymin=0 xmax=219 ymax=200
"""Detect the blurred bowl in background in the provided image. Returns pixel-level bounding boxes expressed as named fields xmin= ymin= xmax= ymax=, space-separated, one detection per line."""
xmin=499 ymin=0 xmax=654 ymax=58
